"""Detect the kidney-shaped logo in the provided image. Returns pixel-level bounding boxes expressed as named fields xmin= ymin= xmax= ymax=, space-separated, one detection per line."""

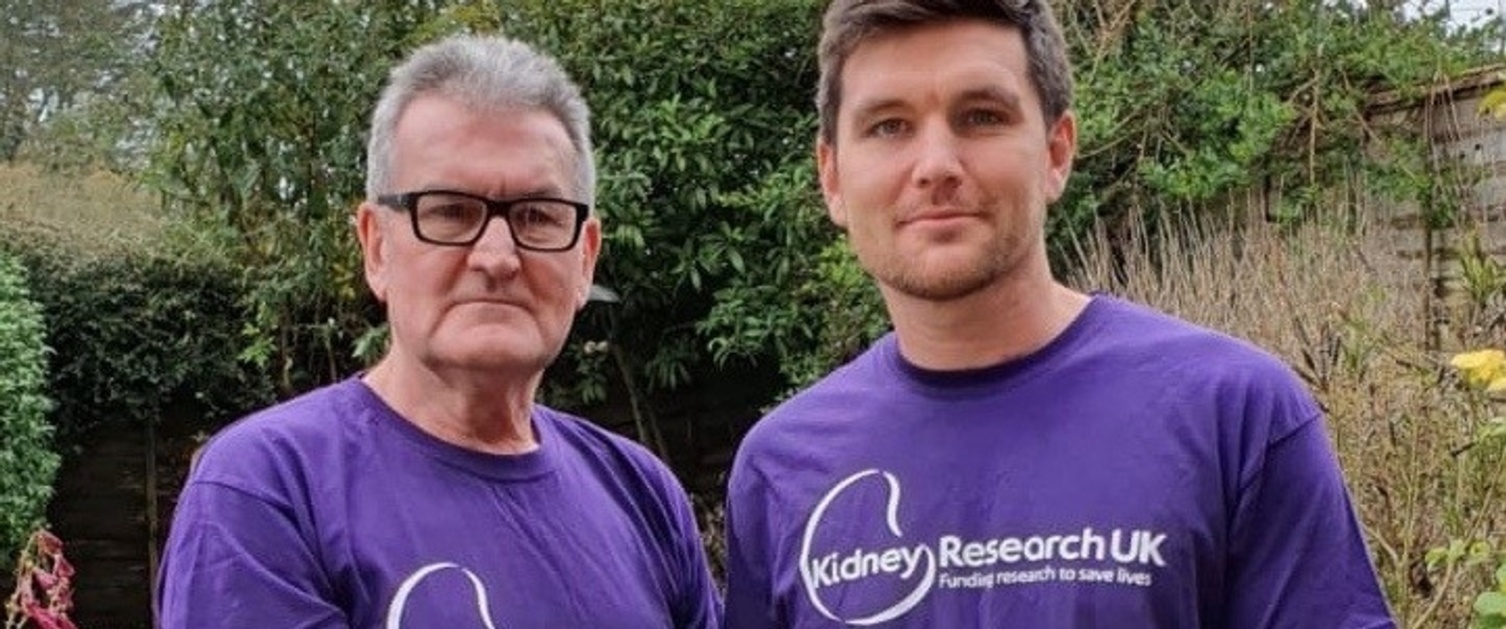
xmin=799 ymin=469 xmax=936 ymax=626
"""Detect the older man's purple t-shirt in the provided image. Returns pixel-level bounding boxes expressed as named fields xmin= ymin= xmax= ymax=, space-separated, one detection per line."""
xmin=158 ymin=378 xmax=720 ymax=629
xmin=725 ymin=296 xmax=1394 ymax=628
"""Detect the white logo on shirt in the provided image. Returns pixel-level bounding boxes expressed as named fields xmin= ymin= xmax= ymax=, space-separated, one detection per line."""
xmin=386 ymin=562 xmax=500 ymax=629
xmin=799 ymin=469 xmax=1169 ymax=626
xmin=799 ymin=470 xmax=936 ymax=626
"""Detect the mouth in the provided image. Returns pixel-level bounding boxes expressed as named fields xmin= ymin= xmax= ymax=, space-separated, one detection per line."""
xmin=455 ymin=299 xmax=524 ymax=312
xmin=898 ymin=209 xmax=978 ymax=227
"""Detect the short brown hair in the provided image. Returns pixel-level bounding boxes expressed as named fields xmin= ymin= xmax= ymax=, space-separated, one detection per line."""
xmin=816 ymin=0 xmax=1073 ymax=144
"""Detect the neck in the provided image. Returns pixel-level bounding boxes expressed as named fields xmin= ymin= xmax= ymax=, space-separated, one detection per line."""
xmin=882 ymin=261 xmax=1089 ymax=371
xmin=363 ymin=350 xmax=542 ymax=455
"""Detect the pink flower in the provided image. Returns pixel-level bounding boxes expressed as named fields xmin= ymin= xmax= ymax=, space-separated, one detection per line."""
xmin=52 ymin=555 xmax=74 ymax=581
xmin=6 ymin=529 xmax=78 ymax=629
xmin=24 ymin=606 xmax=78 ymax=629
xmin=33 ymin=532 xmax=62 ymax=556
xmin=33 ymin=568 xmax=57 ymax=590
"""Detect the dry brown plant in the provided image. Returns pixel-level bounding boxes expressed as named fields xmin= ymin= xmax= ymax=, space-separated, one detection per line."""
xmin=1068 ymin=209 xmax=1506 ymax=628
xmin=0 ymin=162 xmax=161 ymax=257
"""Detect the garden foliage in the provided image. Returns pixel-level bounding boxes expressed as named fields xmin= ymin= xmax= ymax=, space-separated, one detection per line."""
xmin=139 ymin=0 xmax=1493 ymax=412
xmin=1071 ymin=211 xmax=1506 ymax=627
xmin=0 ymin=253 xmax=56 ymax=565
xmin=1 ymin=0 xmax=1501 ymax=623
xmin=0 ymin=238 xmax=274 ymax=447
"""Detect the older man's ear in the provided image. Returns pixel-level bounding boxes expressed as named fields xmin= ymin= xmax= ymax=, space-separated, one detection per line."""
xmin=355 ymin=202 xmax=389 ymax=303
xmin=575 ymin=218 xmax=603 ymax=310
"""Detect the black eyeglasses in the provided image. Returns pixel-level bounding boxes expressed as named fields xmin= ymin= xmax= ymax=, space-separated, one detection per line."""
xmin=376 ymin=189 xmax=590 ymax=251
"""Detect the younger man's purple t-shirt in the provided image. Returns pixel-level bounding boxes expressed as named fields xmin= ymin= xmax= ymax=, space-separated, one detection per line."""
xmin=725 ymin=296 xmax=1393 ymax=628
xmin=158 ymin=378 xmax=720 ymax=628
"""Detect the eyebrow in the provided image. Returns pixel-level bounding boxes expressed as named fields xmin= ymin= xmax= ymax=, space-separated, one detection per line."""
xmin=847 ymin=85 xmax=1025 ymax=124
xmin=848 ymin=97 xmax=909 ymax=125
xmin=417 ymin=184 xmax=567 ymax=199
xmin=508 ymin=186 xmax=568 ymax=199
xmin=955 ymin=86 xmax=1022 ymax=110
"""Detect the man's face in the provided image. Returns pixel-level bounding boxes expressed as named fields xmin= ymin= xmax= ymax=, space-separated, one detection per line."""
xmin=356 ymin=96 xmax=600 ymax=377
xmin=818 ymin=19 xmax=1075 ymax=302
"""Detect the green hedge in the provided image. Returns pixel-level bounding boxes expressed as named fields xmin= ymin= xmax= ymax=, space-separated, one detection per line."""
xmin=0 ymin=251 xmax=57 ymax=563
xmin=3 ymin=237 xmax=275 ymax=447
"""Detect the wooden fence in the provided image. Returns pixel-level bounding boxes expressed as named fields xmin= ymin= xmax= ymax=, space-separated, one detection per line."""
xmin=1368 ymin=64 xmax=1506 ymax=350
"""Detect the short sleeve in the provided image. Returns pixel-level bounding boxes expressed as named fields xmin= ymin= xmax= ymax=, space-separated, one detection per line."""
xmin=724 ymin=457 xmax=780 ymax=629
xmin=1222 ymin=417 xmax=1395 ymax=628
xmin=156 ymin=479 xmax=349 ymax=628
xmin=660 ymin=466 xmax=723 ymax=629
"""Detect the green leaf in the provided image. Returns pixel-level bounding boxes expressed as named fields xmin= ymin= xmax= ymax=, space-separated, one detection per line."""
xmin=1477 ymin=591 xmax=1506 ymax=617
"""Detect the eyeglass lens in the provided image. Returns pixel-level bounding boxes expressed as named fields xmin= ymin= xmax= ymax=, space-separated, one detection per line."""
xmin=413 ymin=193 xmax=578 ymax=248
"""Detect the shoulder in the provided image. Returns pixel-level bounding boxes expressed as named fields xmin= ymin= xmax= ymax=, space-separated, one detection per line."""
xmin=1093 ymin=297 xmax=1306 ymax=383
xmin=536 ymin=405 xmax=684 ymax=492
xmin=189 ymin=378 xmax=372 ymax=503
xmin=743 ymin=335 xmax=895 ymax=437
xmin=535 ymin=406 xmax=704 ymax=543
xmin=538 ymin=405 xmax=662 ymax=466
xmin=729 ymin=335 xmax=898 ymax=491
xmin=1089 ymin=296 xmax=1321 ymax=435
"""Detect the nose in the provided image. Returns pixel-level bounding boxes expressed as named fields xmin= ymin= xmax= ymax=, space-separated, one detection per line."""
xmin=912 ymin=121 xmax=963 ymax=193
xmin=467 ymin=215 xmax=523 ymax=276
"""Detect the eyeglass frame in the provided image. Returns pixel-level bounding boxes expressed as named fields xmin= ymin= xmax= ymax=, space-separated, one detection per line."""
xmin=375 ymin=189 xmax=591 ymax=251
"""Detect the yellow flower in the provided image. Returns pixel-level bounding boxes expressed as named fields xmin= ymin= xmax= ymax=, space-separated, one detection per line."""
xmin=1451 ymin=349 xmax=1506 ymax=389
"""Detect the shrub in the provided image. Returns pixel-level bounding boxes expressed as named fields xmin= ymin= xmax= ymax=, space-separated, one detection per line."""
xmin=1445 ymin=351 xmax=1506 ymax=629
xmin=0 ymin=252 xmax=58 ymax=564
xmin=142 ymin=0 xmax=823 ymax=457
xmin=2 ymin=236 xmax=274 ymax=447
xmin=1069 ymin=210 xmax=1506 ymax=627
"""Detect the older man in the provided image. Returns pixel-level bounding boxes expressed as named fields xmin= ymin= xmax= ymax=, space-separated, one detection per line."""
xmin=157 ymin=34 xmax=720 ymax=628
xmin=724 ymin=1 xmax=1394 ymax=627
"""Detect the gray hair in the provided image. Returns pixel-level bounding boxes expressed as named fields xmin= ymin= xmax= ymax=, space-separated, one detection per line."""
xmin=365 ymin=34 xmax=595 ymax=207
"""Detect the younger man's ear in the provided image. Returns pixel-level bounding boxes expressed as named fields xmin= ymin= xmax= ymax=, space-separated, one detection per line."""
xmin=817 ymin=138 xmax=848 ymax=228
xmin=1043 ymin=111 xmax=1077 ymax=203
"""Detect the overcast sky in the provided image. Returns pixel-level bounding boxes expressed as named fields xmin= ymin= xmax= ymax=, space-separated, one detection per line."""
xmin=1446 ymin=0 xmax=1503 ymax=26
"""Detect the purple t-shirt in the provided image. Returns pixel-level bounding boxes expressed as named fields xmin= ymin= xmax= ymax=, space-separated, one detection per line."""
xmin=725 ymin=296 xmax=1394 ymax=628
xmin=157 ymin=378 xmax=720 ymax=628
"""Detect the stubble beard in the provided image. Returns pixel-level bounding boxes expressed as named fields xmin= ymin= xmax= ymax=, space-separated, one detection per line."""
xmin=857 ymin=231 xmax=1023 ymax=302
